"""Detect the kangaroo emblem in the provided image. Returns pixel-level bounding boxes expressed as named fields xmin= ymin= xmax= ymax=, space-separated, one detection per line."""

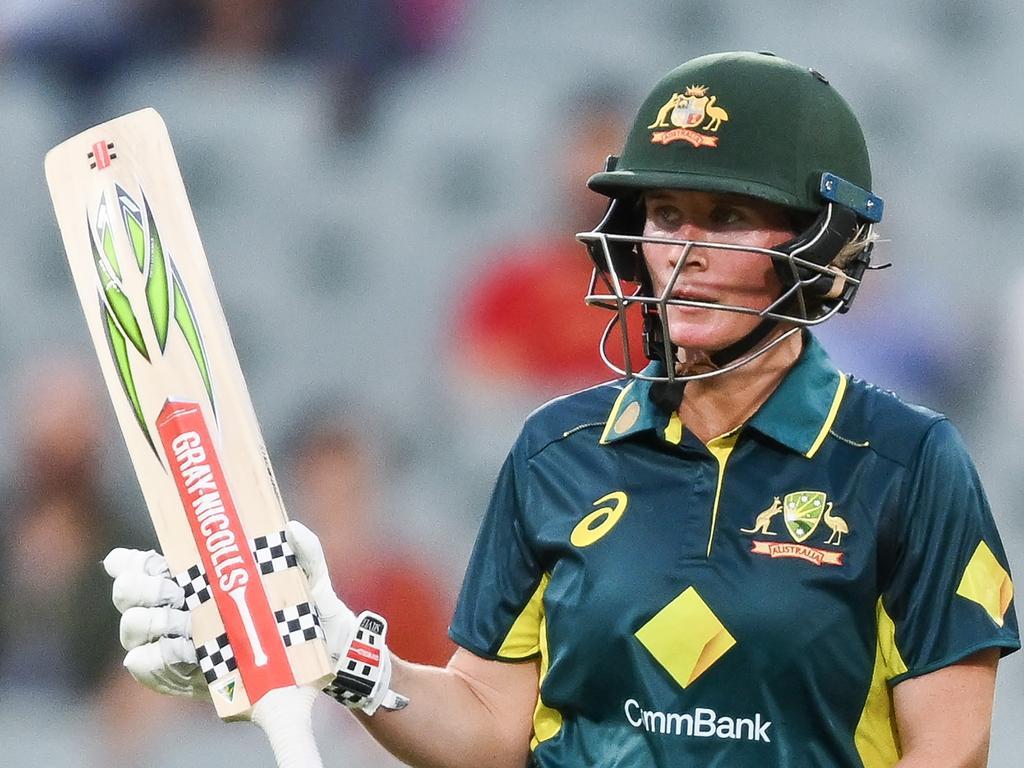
xmin=741 ymin=496 xmax=783 ymax=535
xmin=822 ymin=503 xmax=849 ymax=546
xmin=648 ymin=92 xmax=682 ymax=128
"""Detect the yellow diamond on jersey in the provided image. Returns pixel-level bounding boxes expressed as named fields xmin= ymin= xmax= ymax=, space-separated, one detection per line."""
xmin=635 ymin=586 xmax=735 ymax=688
xmin=957 ymin=541 xmax=1014 ymax=627
xmin=783 ymin=491 xmax=826 ymax=543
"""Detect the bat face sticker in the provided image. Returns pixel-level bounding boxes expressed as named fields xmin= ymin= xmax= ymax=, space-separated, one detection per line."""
xmin=87 ymin=184 xmax=215 ymax=455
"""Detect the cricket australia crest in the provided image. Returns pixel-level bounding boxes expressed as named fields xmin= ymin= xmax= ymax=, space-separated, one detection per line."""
xmin=648 ymin=85 xmax=729 ymax=148
xmin=742 ymin=491 xmax=848 ymax=566
xmin=783 ymin=491 xmax=826 ymax=542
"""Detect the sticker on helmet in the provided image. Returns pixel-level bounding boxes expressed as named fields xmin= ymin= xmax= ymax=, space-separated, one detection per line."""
xmin=648 ymin=85 xmax=728 ymax=149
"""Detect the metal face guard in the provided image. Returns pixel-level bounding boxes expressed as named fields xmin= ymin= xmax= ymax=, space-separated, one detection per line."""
xmin=576 ymin=207 xmax=868 ymax=383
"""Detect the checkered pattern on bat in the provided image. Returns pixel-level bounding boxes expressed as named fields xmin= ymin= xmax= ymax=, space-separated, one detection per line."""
xmin=172 ymin=529 xmax=297 ymax=609
xmin=174 ymin=563 xmax=212 ymax=610
xmin=324 ymin=613 xmax=387 ymax=708
xmin=195 ymin=633 xmax=237 ymax=684
xmin=251 ymin=530 xmax=298 ymax=575
xmin=275 ymin=602 xmax=326 ymax=647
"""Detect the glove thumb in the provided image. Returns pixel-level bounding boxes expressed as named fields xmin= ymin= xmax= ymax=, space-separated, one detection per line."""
xmin=286 ymin=520 xmax=347 ymax=619
xmin=286 ymin=520 xmax=327 ymax=585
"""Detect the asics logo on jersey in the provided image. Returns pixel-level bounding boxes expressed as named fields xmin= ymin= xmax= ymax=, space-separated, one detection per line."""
xmin=571 ymin=491 xmax=628 ymax=547
xmin=624 ymin=699 xmax=772 ymax=743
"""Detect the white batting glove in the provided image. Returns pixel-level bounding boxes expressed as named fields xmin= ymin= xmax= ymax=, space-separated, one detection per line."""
xmin=103 ymin=525 xmax=407 ymax=714
xmin=102 ymin=547 xmax=210 ymax=700
xmin=286 ymin=521 xmax=409 ymax=714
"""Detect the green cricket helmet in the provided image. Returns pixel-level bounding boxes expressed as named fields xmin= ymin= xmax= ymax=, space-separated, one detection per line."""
xmin=577 ymin=51 xmax=884 ymax=384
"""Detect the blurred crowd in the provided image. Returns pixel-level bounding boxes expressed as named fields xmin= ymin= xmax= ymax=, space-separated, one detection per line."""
xmin=0 ymin=0 xmax=467 ymax=136
xmin=0 ymin=356 xmax=454 ymax=766
xmin=2 ymin=0 xmax=1024 ymax=766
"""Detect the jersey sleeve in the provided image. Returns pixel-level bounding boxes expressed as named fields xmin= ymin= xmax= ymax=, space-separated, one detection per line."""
xmin=881 ymin=418 xmax=1020 ymax=684
xmin=449 ymin=442 xmax=546 ymax=661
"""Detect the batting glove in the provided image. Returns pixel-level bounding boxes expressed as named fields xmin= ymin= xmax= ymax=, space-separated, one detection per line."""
xmin=103 ymin=547 xmax=210 ymax=700
xmin=104 ymin=524 xmax=407 ymax=715
xmin=286 ymin=521 xmax=409 ymax=715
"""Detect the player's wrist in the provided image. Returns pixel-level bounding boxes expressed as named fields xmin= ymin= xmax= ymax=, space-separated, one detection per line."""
xmin=323 ymin=610 xmax=410 ymax=715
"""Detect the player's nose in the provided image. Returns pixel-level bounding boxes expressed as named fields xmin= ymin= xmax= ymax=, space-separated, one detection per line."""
xmin=663 ymin=232 xmax=710 ymax=274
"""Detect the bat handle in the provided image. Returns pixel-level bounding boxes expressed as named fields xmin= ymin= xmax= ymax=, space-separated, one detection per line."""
xmin=251 ymin=685 xmax=325 ymax=768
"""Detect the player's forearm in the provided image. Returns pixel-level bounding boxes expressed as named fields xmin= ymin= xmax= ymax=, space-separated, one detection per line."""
xmin=893 ymin=736 xmax=989 ymax=768
xmin=892 ymin=722 xmax=989 ymax=767
xmin=352 ymin=655 xmax=532 ymax=768
xmin=895 ymin=751 xmax=987 ymax=768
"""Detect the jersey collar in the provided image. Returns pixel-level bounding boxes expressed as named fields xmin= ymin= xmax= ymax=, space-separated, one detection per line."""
xmin=599 ymin=332 xmax=847 ymax=459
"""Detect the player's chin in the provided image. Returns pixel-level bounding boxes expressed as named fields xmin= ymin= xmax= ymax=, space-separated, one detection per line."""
xmin=665 ymin=313 xmax=758 ymax=355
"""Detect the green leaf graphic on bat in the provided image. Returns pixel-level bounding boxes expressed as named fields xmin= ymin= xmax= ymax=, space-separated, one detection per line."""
xmin=170 ymin=262 xmax=214 ymax=403
xmin=90 ymin=205 xmax=149 ymax=361
xmin=90 ymin=185 xmax=216 ymax=455
xmin=100 ymin=296 xmax=156 ymax=454
xmin=117 ymin=186 xmax=171 ymax=352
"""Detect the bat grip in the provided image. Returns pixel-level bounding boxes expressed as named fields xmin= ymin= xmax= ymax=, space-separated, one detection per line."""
xmin=251 ymin=685 xmax=325 ymax=768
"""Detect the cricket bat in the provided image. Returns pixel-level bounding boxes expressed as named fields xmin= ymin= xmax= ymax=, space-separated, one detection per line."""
xmin=45 ymin=108 xmax=334 ymax=767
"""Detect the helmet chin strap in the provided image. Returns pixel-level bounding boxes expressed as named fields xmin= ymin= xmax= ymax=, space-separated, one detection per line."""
xmin=649 ymin=378 xmax=688 ymax=412
xmin=647 ymin=316 xmax=782 ymax=411
xmin=708 ymin=317 xmax=779 ymax=369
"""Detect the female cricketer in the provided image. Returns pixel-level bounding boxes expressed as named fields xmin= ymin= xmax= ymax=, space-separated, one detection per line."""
xmin=106 ymin=51 xmax=1019 ymax=767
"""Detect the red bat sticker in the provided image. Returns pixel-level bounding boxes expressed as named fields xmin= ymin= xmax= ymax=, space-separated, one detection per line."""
xmin=88 ymin=140 xmax=116 ymax=170
xmin=157 ymin=399 xmax=295 ymax=703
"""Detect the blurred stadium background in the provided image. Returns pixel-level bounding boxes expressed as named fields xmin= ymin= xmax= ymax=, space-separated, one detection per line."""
xmin=1 ymin=0 xmax=1022 ymax=765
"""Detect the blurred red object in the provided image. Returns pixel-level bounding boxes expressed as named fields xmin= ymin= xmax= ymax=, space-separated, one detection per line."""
xmin=457 ymin=237 xmax=643 ymax=392
xmin=286 ymin=416 xmax=456 ymax=667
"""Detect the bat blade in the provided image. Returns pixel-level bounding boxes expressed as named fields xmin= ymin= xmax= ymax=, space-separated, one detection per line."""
xmin=44 ymin=108 xmax=334 ymax=721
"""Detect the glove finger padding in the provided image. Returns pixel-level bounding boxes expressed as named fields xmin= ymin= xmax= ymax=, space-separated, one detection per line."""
xmin=123 ymin=636 xmax=210 ymax=701
xmin=111 ymin=571 xmax=184 ymax=614
xmin=120 ymin=605 xmax=192 ymax=650
xmin=103 ymin=548 xmax=171 ymax=579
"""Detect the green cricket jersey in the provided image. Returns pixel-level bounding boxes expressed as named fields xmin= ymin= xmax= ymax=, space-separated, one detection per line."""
xmin=449 ymin=333 xmax=1019 ymax=767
